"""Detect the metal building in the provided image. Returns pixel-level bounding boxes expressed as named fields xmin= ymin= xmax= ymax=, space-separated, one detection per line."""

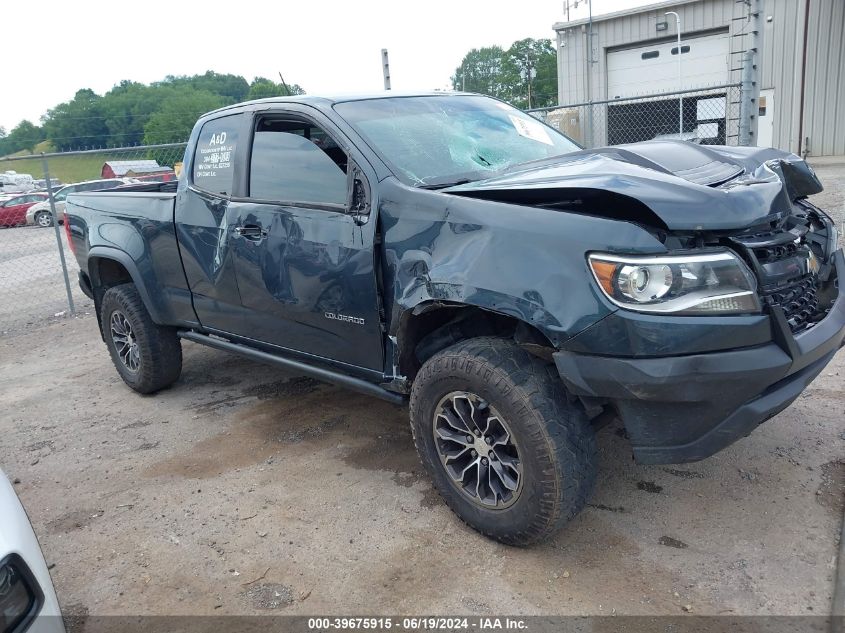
xmin=552 ymin=0 xmax=845 ymax=156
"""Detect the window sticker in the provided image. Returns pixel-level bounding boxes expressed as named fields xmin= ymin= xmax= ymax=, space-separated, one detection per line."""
xmin=197 ymin=132 xmax=235 ymax=179
xmin=193 ymin=116 xmax=240 ymax=195
xmin=508 ymin=114 xmax=553 ymax=145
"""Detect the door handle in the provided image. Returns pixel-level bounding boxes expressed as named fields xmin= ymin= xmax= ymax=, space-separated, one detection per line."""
xmin=233 ymin=225 xmax=268 ymax=241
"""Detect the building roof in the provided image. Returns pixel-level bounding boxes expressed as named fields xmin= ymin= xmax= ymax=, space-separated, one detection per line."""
xmin=553 ymin=0 xmax=701 ymax=31
xmin=103 ymin=160 xmax=166 ymax=175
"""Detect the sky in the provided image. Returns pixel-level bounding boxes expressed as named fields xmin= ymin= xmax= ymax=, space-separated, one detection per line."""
xmin=0 ymin=0 xmax=658 ymax=132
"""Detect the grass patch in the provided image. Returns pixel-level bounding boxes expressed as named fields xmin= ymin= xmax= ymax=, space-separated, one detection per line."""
xmin=1 ymin=146 xmax=184 ymax=185
xmin=1 ymin=154 xmax=110 ymax=184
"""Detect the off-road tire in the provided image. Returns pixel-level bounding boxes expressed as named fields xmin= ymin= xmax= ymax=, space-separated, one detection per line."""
xmin=100 ymin=283 xmax=182 ymax=394
xmin=35 ymin=211 xmax=53 ymax=227
xmin=410 ymin=337 xmax=597 ymax=546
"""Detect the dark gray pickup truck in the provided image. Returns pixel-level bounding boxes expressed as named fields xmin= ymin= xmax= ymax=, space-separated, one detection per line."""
xmin=65 ymin=92 xmax=845 ymax=545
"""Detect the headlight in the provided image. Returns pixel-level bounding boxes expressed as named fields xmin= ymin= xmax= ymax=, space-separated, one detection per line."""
xmin=588 ymin=251 xmax=760 ymax=314
xmin=0 ymin=554 xmax=43 ymax=633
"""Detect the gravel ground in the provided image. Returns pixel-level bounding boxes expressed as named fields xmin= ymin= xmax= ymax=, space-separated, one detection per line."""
xmin=1 ymin=317 xmax=842 ymax=618
xmin=0 ymin=158 xmax=842 ymax=619
xmin=809 ymin=159 xmax=845 ymax=242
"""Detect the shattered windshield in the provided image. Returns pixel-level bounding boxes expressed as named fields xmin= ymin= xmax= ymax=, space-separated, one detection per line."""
xmin=334 ymin=95 xmax=579 ymax=187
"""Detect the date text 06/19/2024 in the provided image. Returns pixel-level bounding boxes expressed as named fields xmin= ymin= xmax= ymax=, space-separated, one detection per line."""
xmin=307 ymin=617 xmax=528 ymax=630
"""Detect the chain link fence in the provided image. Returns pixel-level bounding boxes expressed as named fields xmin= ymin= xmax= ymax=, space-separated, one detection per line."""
xmin=528 ymin=84 xmax=742 ymax=149
xmin=0 ymin=143 xmax=186 ymax=335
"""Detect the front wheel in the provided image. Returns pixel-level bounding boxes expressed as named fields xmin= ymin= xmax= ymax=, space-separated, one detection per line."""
xmin=410 ymin=337 xmax=597 ymax=546
xmin=34 ymin=211 xmax=53 ymax=227
xmin=100 ymin=283 xmax=182 ymax=394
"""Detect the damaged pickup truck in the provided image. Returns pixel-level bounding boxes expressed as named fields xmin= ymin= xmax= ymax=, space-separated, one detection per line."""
xmin=65 ymin=93 xmax=845 ymax=545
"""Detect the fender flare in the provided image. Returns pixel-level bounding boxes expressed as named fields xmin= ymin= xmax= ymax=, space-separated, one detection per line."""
xmin=87 ymin=246 xmax=164 ymax=323
xmin=392 ymin=298 xmax=559 ymax=380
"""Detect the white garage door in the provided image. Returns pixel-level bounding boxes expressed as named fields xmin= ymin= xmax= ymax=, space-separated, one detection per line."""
xmin=607 ymin=31 xmax=730 ymax=99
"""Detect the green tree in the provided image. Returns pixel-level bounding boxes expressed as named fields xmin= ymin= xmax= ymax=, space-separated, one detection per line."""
xmin=247 ymin=77 xmax=306 ymax=100
xmin=42 ymin=89 xmax=110 ymax=151
xmin=143 ymin=88 xmax=226 ymax=145
xmin=504 ymin=38 xmax=558 ymax=109
xmin=451 ymin=46 xmax=512 ymax=97
xmin=101 ymin=81 xmax=164 ymax=146
xmin=3 ymin=70 xmax=308 ymax=152
xmin=0 ymin=120 xmax=45 ymax=155
xmin=158 ymin=71 xmax=249 ymax=103
xmin=451 ymin=39 xmax=558 ymax=109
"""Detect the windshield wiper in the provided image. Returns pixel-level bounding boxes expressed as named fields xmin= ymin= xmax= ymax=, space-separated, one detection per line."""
xmin=416 ymin=178 xmax=474 ymax=190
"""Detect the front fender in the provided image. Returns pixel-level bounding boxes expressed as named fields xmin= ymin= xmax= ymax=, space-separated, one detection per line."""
xmin=379 ymin=179 xmax=666 ymax=347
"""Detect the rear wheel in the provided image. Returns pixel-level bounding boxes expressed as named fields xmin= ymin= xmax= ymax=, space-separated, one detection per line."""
xmin=34 ymin=211 xmax=53 ymax=227
xmin=100 ymin=283 xmax=182 ymax=394
xmin=410 ymin=337 xmax=597 ymax=546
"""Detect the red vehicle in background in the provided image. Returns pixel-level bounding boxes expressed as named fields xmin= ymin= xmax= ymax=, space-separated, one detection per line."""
xmin=0 ymin=193 xmax=49 ymax=227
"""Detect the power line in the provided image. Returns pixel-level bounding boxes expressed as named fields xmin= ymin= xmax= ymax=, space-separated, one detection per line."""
xmin=33 ymin=109 xmax=218 ymax=123
xmin=46 ymin=128 xmax=190 ymax=142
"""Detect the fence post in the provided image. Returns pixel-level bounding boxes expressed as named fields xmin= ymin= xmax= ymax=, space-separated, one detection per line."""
xmin=738 ymin=1 xmax=762 ymax=147
xmin=738 ymin=51 xmax=754 ymax=146
xmin=41 ymin=154 xmax=75 ymax=315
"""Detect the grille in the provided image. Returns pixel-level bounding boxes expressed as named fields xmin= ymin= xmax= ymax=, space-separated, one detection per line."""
xmin=761 ymin=275 xmax=821 ymax=333
xmin=752 ymin=241 xmax=800 ymax=263
xmin=730 ymin=229 xmax=827 ymax=333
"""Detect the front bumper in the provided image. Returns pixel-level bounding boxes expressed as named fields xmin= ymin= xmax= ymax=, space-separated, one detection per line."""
xmin=554 ymin=250 xmax=845 ymax=465
xmin=25 ymin=206 xmax=43 ymax=224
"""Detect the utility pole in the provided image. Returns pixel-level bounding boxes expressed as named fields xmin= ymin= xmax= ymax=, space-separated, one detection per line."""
xmin=381 ymin=49 xmax=391 ymax=90
xmin=563 ymin=0 xmax=595 ymax=145
xmin=525 ymin=52 xmax=535 ymax=109
xmin=665 ymin=11 xmax=683 ymax=137
xmin=739 ymin=0 xmax=762 ymax=146
xmin=587 ymin=0 xmax=594 ymax=145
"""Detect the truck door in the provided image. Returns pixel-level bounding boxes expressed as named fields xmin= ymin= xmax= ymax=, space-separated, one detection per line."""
xmin=227 ymin=109 xmax=384 ymax=372
xmin=176 ymin=113 xmax=248 ymax=334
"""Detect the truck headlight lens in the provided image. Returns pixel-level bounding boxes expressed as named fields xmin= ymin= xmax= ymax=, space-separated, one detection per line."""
xmin=588 ymin=251 xmax=760 ymax=314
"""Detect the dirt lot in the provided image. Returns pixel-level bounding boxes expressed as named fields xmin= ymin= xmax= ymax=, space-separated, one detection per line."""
xmin=0 ymin=160 xmax=843 ymax=618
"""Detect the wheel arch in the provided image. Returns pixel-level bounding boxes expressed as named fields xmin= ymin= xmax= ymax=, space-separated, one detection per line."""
xmin=395 ymin=301 xmax=556 ymax=382
xmin=88 ymin=247 xmax=164 ymax=331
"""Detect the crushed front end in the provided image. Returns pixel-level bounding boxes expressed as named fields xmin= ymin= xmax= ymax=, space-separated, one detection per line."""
xmin=553 ymin=160 xmax=844 ymax=464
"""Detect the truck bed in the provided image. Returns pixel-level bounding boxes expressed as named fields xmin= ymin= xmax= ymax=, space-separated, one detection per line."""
xmin=65 ymin=187 xmax=195 ymax=327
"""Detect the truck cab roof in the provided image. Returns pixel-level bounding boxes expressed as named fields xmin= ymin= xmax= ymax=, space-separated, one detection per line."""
xmin=203 ymin=91 xmax=475 ymax=118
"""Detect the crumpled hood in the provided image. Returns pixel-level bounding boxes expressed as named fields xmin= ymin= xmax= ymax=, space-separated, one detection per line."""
xmin=443 ymin=141 xmax=824 ymax=232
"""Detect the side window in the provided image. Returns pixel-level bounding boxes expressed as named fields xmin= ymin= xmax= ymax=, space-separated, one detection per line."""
xmin=55 ymin=187 xmax=73 ymax=201
xmin=193 ymin=115 xmax=240 ymax=196
xmin=249 ymin=117 xmax=347 ymax=205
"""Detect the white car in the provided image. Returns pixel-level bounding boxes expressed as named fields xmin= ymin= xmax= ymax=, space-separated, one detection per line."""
xmin=0 ymin=471 xmax=64 ymax=633
xmin=26 ymin=179 xmax=131 ymax=227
